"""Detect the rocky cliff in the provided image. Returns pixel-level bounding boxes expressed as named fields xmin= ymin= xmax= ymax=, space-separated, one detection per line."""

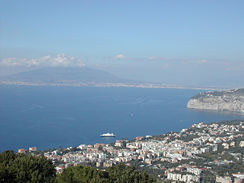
xmin=187 ymin=88 xmax=244 ymax=113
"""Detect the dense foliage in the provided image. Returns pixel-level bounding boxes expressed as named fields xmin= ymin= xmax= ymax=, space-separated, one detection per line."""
xmin=56 ymin=165 xmax=109 ymax=183
xmin=0 ymin=151 xmax=156 ymax=183
xmin=57 ymin=164 xmax=156 ymax=183
xmin=0 ymin=150 xmax=56 ymax=183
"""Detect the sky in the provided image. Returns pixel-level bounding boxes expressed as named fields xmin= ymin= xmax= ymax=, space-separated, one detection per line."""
xmin=0 ymin=0 xmax=244 ymax=87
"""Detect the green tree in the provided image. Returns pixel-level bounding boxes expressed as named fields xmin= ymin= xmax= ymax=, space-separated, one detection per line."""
xmin=57 ymin=164 xmax=156 ymax=183
xmin=106 ymin=164 xmax=156 ymax=183
xmin=0 ymin=150 xmax=17 ymax=183
xmin=56 ymin=165 xmax=109 ymax=183
xmin=0 ymin=151 xmax=56 ymax=183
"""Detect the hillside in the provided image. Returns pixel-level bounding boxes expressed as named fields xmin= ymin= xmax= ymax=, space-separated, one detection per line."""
xmin=187 ymin=88 xmax=244 ymax=113
xmin=0 ymin=151 xmax=156 ymax=183
xmin=0 ymin=67 xmax=132 ymax=84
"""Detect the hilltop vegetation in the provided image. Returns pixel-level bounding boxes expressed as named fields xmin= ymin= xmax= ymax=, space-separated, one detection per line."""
xmin=0 ymin=150 xmax=56 ymax=183
xmin=57 ymin=164 xmax=156 ymax=183
xmin=0 ymin=151 xmax=156 ymax=183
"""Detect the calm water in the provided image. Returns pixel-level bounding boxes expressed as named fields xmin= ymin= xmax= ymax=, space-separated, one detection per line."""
xmin=0 ymin=85 xmax=243 ymax=152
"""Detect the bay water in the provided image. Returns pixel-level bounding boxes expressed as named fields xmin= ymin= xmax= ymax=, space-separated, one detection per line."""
xmin=0 ymin=85 xmax=243 ymax=152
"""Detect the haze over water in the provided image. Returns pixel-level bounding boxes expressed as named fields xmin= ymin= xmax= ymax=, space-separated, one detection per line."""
xmin=0 ymin=85 xmax=243 ymax=152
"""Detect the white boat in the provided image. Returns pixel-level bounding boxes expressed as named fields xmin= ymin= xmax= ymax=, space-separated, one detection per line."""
xmin=100 ymin=133 xmax=115 ymax=137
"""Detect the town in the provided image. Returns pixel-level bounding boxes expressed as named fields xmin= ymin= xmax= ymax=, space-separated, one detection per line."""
xmin=19 ymin=120 xmax=244 ymax=183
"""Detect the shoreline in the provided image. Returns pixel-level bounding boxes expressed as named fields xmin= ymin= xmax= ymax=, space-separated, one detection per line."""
xmin=11 ymin=119 xmax=244 ymax=181
xmin=0 ymin=81 xmax=225 ymax=91
xmin=4 ymin=118 xmax=244 ymax=153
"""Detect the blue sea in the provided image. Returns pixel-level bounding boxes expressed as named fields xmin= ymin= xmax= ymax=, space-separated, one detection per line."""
xmin=0 ymin=85 xmax=243 ymax=152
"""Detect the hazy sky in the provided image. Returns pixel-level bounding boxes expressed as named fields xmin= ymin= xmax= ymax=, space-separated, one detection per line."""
xmin=0 ymin=0 xmax=244 ymax=87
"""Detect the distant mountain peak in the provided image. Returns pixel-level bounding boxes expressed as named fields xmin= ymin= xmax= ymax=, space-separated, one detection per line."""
xmin=0 ymin=66 xmax=132 ymax=84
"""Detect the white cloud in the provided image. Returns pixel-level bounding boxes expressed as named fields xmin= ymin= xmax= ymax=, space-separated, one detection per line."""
xmin=148 ymin=56 xmax=157 ymax=60
xmin=115 ymin=54 xmax=126 ymax=59
xmin=180 ymin=59 xmax=209 ymax=65
xmin=0 ymin=54 xmax=85 ymax=67
xmin=198 ymin=59 xmax=208 ymax=64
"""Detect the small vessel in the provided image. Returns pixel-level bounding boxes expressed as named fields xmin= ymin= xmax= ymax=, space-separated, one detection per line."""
xmin=100 ymin=133 xmax=116 ymax=137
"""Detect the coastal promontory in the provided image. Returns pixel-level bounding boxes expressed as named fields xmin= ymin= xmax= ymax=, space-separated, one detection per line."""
xmin=187 ymin=88 xmax=244 ymax=113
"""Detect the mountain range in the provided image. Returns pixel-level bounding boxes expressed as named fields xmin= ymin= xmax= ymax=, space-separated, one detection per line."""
xmin=0 ymin=67 xmax=133 ymax=84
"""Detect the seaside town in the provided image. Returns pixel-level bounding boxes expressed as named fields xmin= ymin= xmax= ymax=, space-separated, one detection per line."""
xmin=19 ymin=120 xmax=244 ymax=183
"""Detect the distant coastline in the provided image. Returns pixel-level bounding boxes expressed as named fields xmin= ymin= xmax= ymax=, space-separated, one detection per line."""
xmin=0 ymin=81 xmax=223 ymax=91
xmin=187 ymin=88 xmax=244 ymax=114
